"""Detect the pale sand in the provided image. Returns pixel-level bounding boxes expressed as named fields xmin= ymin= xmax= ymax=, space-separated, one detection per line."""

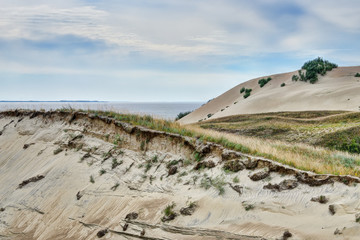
xmin=179 ymin=66 xmax=360 ymax=124
xmin=0 ymin=112 xmax=360 ymax=239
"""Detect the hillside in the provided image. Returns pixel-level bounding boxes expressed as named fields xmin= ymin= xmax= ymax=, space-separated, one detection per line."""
xmin=1 ymin=110 xmax=360 ymax=239
xmin=179 ymin=66 xmax=360 ymax=124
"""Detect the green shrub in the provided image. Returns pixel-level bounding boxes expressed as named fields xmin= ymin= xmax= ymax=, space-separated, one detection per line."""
xmin=258 ymin=77 xmax=272 ymax=88
xmin=355 ymin=73 xmax=360 ymax=77
xmin=240 ymin=87 xmax=245 ymax=93
xmin=176 ymin=111 xmax=192 ymax=120
xmin=207 ymin=113 xmax=213 ymax=118
xmin=292 ymin=57 xmax=337 ymax=84
xmin=281 ymin=83 xmax=285 ymax=87
xmin=243 ymin=88 xmax=252 ymax=99
xmin=292 ymin=75 xmax=299 ymax=81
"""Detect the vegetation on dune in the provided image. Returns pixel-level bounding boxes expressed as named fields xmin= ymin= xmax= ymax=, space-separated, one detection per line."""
xmin=197 ymin=111 xmax=360 ymax=176
xmin=243 ymin=88 xmax=252 ymax=99
xmin=355 ymin=73 xmax=360 ymax=77
xmin=281 ymin=83 xmax=285 ymax=87
xmin=258 ymin=77 xmax=272 ymax=88
xmin=176 ymin=111 xmax=192 ymax=121
xmin=292 ymin=57 xmax=338 ymax=84
xmin=57 ymin=108 xmax=360 ymax=176
xmin=318 ymin=126 xmax=360 ymax=154
xmin=240 ymin=87 xmax=252 ymax=98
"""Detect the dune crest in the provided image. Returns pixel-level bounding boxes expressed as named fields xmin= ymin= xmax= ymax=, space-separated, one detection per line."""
xmin=179 ymin=66 xmax=360 ymax=124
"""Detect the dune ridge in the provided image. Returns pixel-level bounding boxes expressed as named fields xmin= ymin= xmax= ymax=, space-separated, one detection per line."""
xmin=179 ymin=66 xmax=360 ymax=124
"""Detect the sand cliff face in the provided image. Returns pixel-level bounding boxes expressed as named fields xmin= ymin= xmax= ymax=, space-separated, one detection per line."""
xmin=179 ymin=66 xmax=360 ymax=124
xmin=1 ymin=111 xmax=360 ymax=240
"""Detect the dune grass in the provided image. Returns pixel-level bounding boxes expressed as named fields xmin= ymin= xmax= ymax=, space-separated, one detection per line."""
xmin=58 ymin=108 xmax=360 ymax=176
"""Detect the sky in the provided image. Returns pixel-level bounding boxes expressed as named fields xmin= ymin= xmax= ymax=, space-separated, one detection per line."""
xmin=1 ymin=0 xmax=360 ymax=102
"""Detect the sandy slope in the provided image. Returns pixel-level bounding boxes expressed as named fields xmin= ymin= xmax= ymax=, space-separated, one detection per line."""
xmin=1 ymin=111 xmax=360 ymax=239
xmin=179 ymin=66 xmax=360 ymax=124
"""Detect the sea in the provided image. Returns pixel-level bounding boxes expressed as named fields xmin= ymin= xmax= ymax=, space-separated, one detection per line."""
xmin=0 ymin=101 xmax=203 ymax=120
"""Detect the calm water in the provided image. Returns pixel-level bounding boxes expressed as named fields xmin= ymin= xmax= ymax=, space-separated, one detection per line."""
xmin=0 ymin=102 xmax=203 ymax=120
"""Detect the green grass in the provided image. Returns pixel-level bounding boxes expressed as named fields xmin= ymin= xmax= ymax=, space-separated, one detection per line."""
xmin=233 ymin=176 xmax=240 ymax=183
xmin=164 ymin=202 xmax=176 ymax=216
xmin=200 ymin=174 xmax=226 ymax=195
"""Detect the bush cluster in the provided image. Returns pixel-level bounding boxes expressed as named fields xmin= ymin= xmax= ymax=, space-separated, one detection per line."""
xmin=176 ymin=111 xmax=192 ymax=120
xmin=243 ymin=88 xmax=252 ymax=99
xmin=281 ymin=83 xmax=286 ymax=87
xmin=258 ymin=77 xmax=272 ymax=88
xmin=240 ymin=87 xmax=245 ymax=93
xmin=291 ymin=57 xmax=338 ymax=84
xmin=355 ymin=73 xmax=360 ymax=77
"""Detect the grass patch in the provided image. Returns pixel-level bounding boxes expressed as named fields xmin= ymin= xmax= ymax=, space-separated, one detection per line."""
xmin=233 ymin=176 xmax=240 ymax=183
xmin=56 ymin=109 xmax=360 ymax=176
xmin=200 ymin=174 xmax=226 ymax=195
xmin=164 ymin=202 xmax=176 ymax=216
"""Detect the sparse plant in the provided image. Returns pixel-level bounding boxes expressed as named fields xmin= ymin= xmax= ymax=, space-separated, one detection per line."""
xmin=152 ymin=155 xmax=158 ymax=163
xmin=212 ymin=175 xmax=226 ymax=195
xmin=99 ymin=169 xmax=106 ymax=176
xmin=164 ymin=202 xmax=176 ymax=217
xmin=243 ymin=203 xmax=255 ymax=211
xmin=149 ymin=175 xmax=156 ymax=184
xmin=113 ymin=134 xmax=123 ymax=146
xmin=112 ymin=158 xmax=123 ymax=169
xmin=167 ymin=160 xmax=179 ymax=168
xmin=111 ymin=182 xmax=119 ymax=191
xmin=178 ymin=171 xmax=188 ymax=178
xmin=140 ymin=141 xmax=145 ymax=151
xmin=281 ymin=83 xmax=285 ymax=87
xmin=90 ymin=175 xmax=95 ymax=183
xmin=144 ymin=161 xmax=152 ymax=173
xmin=193 ymin=152 xmax=202 ymax=162
xmin=53 ymin=148 xmax=63 ymax=155
xmin=233 ymin=176 xmax=240 ymax=183
xmin=200 ymin=176 xmax=212 ymax=190
xmin=207 ymin=113 xmax=213 ymax=118
xmin=240 ymin=87 xmax=245 ymax=93
xmin=355 ymin=73 xmax=360 ymax=77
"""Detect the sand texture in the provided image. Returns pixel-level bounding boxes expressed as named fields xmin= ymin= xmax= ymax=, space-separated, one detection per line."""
xmin=0 ymin=111 xmax=360 ymax=239
xmin=179 ymin=66 xmax=360 ymax=124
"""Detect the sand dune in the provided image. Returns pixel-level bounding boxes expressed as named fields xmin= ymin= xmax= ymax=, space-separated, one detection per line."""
xmin=1 ymin=111 xmax=360 ymax=239
xmin=179 ymin=66 xmax=360 ymax=124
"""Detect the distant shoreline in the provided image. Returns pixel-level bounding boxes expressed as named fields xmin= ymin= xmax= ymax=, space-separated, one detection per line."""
xmin=0 ymin=100 xmax=105 ymax=103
